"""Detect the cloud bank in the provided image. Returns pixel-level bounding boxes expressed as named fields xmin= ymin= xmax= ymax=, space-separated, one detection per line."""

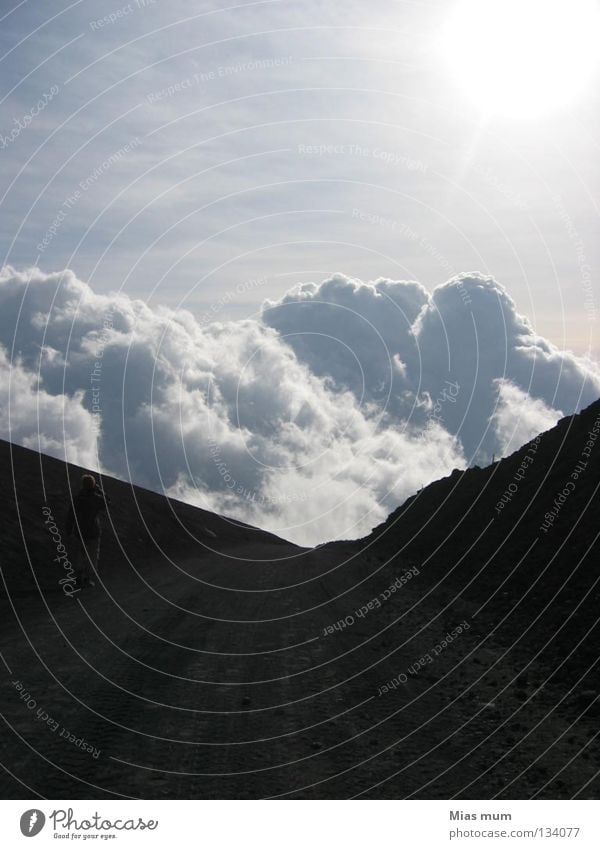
xmin=263 ymin=272 xmax=600 ymax=463
xmin=0 ymin=266 xmax=597 ymax=545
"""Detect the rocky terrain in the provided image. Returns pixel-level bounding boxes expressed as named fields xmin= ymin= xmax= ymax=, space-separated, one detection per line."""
xmin=0 ymin=399 xmax=599 ymax=798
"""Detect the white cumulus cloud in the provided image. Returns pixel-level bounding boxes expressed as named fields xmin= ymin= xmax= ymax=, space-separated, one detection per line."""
xmin=264 ymin=271 xmax=600 ymax=464
xmin=0 ymin=347 xmax=98 ymax=468
xmin=0 ymin=265 xmax=464 ymax=545
xmin=1 ymin=265 xmax=597 ymax=544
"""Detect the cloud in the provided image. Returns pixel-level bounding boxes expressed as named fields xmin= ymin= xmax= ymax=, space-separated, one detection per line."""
xmin=0 ymin=266 xmax=463 ymax=545
xmin=0 ymin=265 xmax=597 ymax=545
xmin=264 ymin=271 xmax=600 ymax=463
xmin=262 ymin=273 xmax=429 ymax=416
xmin=489 ymin=379 xmax=564 ymax=457
xmin=0 ymin=347 xmax=97 ymax=468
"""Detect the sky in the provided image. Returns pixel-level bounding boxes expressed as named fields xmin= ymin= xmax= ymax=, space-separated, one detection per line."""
xmin=1 ymin=0 xmax=598 ymax=353
xmin=1 ymin=0 xmax=599 ymax=544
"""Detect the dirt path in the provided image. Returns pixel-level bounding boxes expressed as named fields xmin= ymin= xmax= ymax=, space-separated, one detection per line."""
xmin=1 ymin=540 xmax=598 ymax=799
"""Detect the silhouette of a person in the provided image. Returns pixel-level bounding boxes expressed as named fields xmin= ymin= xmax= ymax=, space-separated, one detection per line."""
xmin=66 ymin=474 xmax=108 ymax=588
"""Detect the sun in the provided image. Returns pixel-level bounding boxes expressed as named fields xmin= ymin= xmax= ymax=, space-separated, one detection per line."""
xmin=442 ymin=0 xmax=599 ymax=117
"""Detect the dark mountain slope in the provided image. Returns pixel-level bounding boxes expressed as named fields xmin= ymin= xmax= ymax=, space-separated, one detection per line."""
xmin=368 ymin=399 xmax=600 ymax=556
xmin=0 ymin=438 xmax=295 ymax=598
xmin=361 ymin=398 xmax=600 ymax=603
xmin=0 ymin=403 xmax=599 ymax=800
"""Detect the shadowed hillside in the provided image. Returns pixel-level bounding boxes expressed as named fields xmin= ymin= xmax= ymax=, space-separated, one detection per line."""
xmin=0 ymin=440 xmax=295 ymax=599
xmin=366 ymin=398 xmax=600 ymax=571
xmin=0 ymin=401 xmax=599 ymax=799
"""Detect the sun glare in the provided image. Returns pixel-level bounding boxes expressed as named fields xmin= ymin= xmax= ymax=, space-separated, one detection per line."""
xmin=442 ymin=0 xmax=599 ymax=117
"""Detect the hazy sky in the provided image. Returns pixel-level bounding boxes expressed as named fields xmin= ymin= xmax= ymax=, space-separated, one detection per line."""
xmin=1 ymin=0 xmax=598 ymax=354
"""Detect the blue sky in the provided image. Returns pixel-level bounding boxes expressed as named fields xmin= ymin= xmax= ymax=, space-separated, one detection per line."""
xmin=1 ymin=0 xmax=598 ymax=354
